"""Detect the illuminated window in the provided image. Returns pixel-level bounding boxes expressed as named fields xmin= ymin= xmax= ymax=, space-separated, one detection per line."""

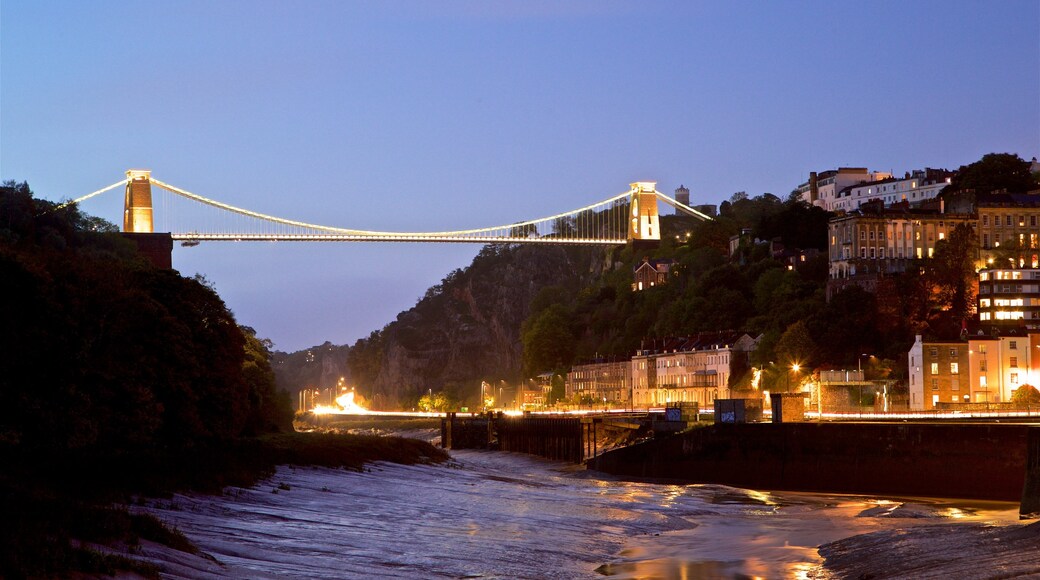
xmin=979 ymin=344 xmax=987 ymax=354
xmin=930 ymin=362 xmax=939 ymax=374
xmin=950 ymin=362 xmax=959 ymax=374
xmin=980 ymin=375 xmax=987 ymax=386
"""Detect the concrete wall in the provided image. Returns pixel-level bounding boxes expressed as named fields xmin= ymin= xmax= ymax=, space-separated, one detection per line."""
xmin=589 ymin=423 xmax=1035 ymax=502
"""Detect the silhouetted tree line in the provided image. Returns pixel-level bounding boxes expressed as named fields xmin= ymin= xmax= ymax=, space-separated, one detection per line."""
xmin=0 ymin=181 xmax=293 ymax=460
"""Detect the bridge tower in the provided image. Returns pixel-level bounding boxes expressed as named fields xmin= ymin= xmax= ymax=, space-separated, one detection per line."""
xmin=120 ymin=169 xmax=172 ymax=268
xmin=628 ymin=181 xmax=660 ymax=246
xmin=123 ymin=169 xmax=154 ymax=233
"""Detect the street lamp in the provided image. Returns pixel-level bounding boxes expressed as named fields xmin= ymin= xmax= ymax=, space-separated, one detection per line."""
xmin=789 ymin=363 xmax=801 ymax=392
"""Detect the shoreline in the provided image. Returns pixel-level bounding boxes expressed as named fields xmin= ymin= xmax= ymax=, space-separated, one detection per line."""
xmin=125 ymin=442 xmax=1037 ymax=579
xmin=46 ymin=422 xmax=1037 ymax=579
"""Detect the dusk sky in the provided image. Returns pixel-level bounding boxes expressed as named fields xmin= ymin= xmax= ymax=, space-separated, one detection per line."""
xmin=3 ymin=1 xmax=1038 ymax=352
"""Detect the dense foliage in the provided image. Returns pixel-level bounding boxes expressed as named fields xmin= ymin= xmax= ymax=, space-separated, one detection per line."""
xmin=517 ymin=193 xmax=983 ymax=391
xmin=0 ymin=181 xmax=294 ymax=457
xmin=346 ymin=243 xmax=607 ymax=409
xmin=946 ymin=153 xmax=1039 ymax=195
xmin=334 ymin=153 xmax=1031 ymax=402
xmin=0 ymin=180 xmax=303 ymax=578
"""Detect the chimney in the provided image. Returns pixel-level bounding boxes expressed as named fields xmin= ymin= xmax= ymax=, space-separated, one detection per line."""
xmin=809 ymin=172 xmax=819 ymax=203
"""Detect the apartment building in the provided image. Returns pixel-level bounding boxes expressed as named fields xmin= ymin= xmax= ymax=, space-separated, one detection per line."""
xmin=908 ymin=332 xmax=1040 ymax=409
xmin=795 ymin=168 xmax=891 ymax=211
xmin=827 ymin=209 xmax=974 ymax=281
xmin=976 ymin=193 xmax=1040 ymax=267
xmin=630 ymin=333 xmax=758 ymax=409
xmin=978 ymin=268 xmax=1040 ymax=328
xmin=565 ymin=358 xmax=631 ymax=404
xmin=908 ymin=336 xmax=969 ymax=409
xmin=830 ymin=168 xmax=953 ymax=213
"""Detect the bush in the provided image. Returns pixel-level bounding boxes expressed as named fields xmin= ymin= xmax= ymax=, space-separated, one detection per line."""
xmin=1012 ymin=384 xmax=1040 ymax=407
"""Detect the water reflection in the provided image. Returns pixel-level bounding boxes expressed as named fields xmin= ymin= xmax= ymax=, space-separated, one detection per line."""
xmin=142 ymin=450 xmax=1020 ymax=579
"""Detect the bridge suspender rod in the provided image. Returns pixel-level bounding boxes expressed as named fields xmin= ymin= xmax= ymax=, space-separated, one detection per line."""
xmin=150 ymin=175 xmax=635 ymax=241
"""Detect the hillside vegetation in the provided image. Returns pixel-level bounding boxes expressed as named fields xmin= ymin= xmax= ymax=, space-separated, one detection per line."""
xmin=0 ymin=181 xmax=445 ymax=578
xmin=343 ymin=153 xmax=1037 ymax=405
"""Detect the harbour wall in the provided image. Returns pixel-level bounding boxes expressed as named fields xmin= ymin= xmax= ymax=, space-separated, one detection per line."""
xmin=589 ymin=422 xmax=1037 ymax=505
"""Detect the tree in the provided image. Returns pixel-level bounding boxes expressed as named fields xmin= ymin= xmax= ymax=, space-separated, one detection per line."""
xmin=808 ymin=286 xmax=880 ymax=367
xmin=923 ymin=223 xmax=978 ymax=331
xmin=946 ymin=153 xmax=1039 ymax=195
xmin=1011 ymin=385 xmax=1040 ymax=407
xmin=775 ymin=320 xmax=817 ymax=372
xmin=756 ymin=200 xmax=833 ymax=251
xmin=521 ymin=304 xmax=575 ymax=375
xmin=240 ymin=326 xmax=293 ymax=435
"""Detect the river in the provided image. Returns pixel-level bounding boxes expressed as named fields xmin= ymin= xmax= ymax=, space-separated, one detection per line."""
xmin=139 ymin=448 xmax=1021 ymax=579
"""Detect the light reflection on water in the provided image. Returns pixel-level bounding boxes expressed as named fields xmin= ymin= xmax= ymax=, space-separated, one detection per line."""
xmin=143 ymin=450 xmax=1020 ymax=579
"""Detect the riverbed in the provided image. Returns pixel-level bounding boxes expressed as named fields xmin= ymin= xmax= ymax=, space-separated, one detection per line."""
xmin=137 ymin=448 xmax=1026 ymax=579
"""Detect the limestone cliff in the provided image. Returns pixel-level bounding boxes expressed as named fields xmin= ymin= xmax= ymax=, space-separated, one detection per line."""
xmin=351 ymin=244 xmax=614 ymax=408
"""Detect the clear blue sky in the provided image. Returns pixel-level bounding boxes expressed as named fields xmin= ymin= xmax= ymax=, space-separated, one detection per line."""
xmin=3 ymin=1 xmax=1038 ymax=352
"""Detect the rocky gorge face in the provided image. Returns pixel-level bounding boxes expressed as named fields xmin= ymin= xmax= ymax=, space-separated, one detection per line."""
xmin=360 ymin=244 xmax=614 ymax=408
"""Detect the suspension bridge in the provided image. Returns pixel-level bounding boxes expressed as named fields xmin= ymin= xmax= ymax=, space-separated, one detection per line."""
xmin=67 ymin=170 xmax=712 ymax=247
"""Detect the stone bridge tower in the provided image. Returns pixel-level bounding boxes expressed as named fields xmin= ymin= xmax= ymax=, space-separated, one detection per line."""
xmin=123 ymin=169 xmax=154 ymax=233
xmin=628 ymin=181 xmax=660 ymax=248
xmin=121 ymin=169 xmax=172 ymax=268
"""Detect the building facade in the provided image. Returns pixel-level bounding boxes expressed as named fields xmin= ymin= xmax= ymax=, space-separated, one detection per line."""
xmin=977 ymin=268 xmax=1040 ymax=328
xmin=632 ymin=258 xmax=675 ymax=291
xmin=630 ymin=333 xmax=758 ymax=409
xmin=909 ymin=332 xmax=1040 ymax=409
xmin=908 ymin=336 xmax=969 ymax=410
xmin=565 ymin=359 xmax=631 ymax=405
xmin=795 ymin=168 xmax=891 ymax=211
xmin=976 ymin=193 xmax=1040 ymax=268
xmin=830 ymin=168 xmax=953 ymax=213
xmin=827 ymin=210 xmax=975 ymax=282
